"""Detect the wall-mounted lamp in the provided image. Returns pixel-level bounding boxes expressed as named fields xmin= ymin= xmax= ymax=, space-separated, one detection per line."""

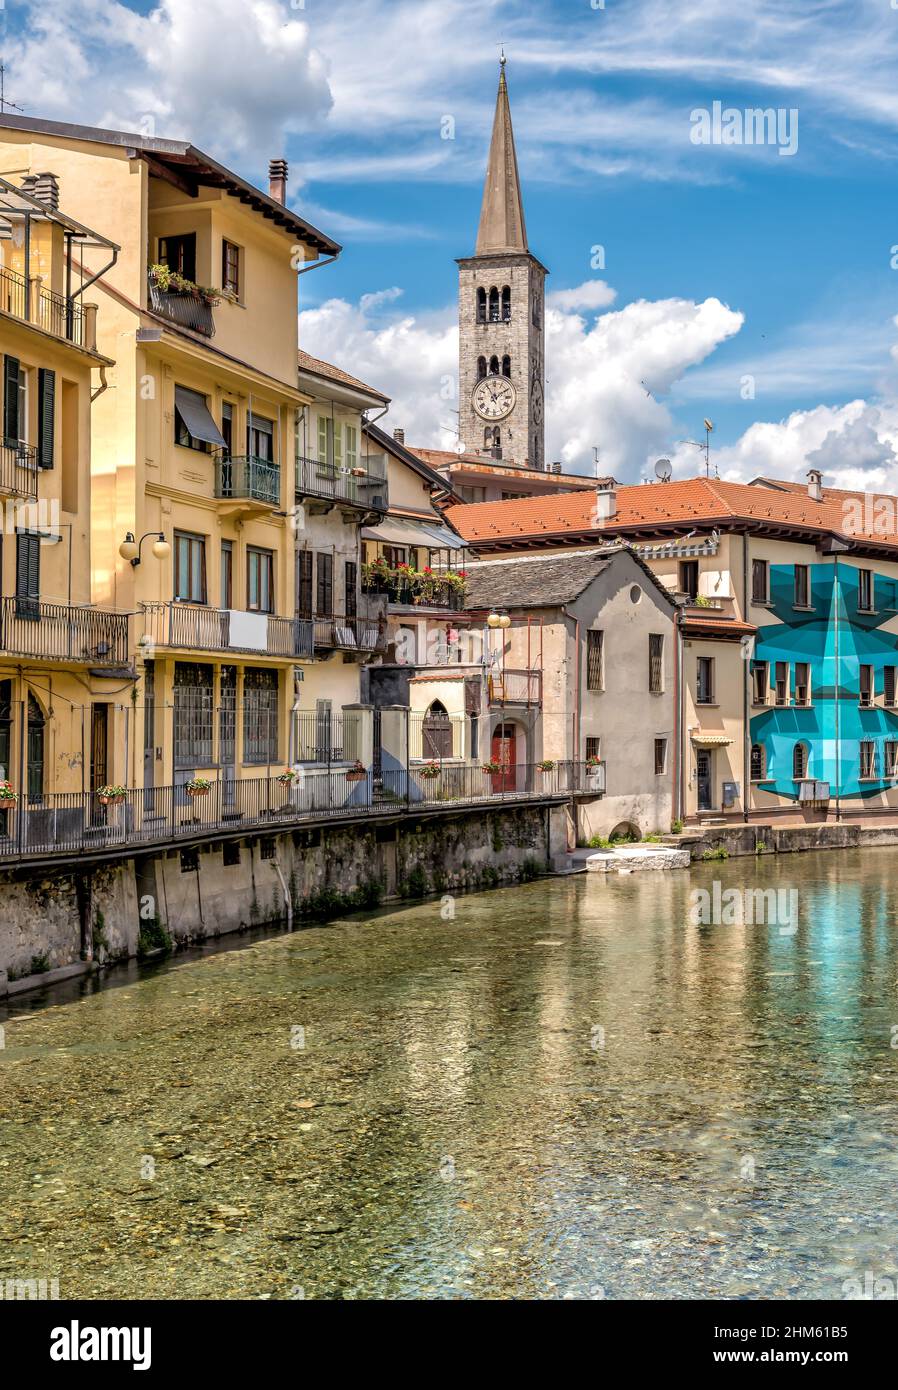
xmin=118 ymin=531 xmax=171 ymax=567
xmin=487 ymin=610 xmax=511 ymax=629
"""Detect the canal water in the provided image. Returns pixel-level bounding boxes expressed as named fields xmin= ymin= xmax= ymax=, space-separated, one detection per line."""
xmin=2 ymin=848 xmax=898 ymax=1300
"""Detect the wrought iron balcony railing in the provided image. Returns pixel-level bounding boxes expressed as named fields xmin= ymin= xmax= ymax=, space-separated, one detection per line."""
xmin=215 ymin=456 xmax=280 ymax=506
xmin=0 ymin=439 xmax=39 ymax=500
xmin=147 ymin=271 xmax=215 ymax=337
xmin=363 ymin=575 xmax=466 ymax=610
xmin=0 ymin=597 xmax=129 ymax=665
xmin=310 ymin=613 xmax=385 ymax=653
xmin=487 ymin=668 xmax=542 ymax=708
xmin=140 ymin=602 xmax=313 ymax=658
xmin=0 ymin=265 xmax=84 ymax=346
xmin=295 ymin=455 xmax=388 ymax=512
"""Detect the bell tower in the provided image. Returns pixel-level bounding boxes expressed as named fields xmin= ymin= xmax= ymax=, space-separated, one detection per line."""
xmin=457 ymin=57 xmax=546 ymax=470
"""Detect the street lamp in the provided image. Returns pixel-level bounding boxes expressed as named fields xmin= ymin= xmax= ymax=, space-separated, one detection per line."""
xmin=118 ymin=531 xmax=171 ymax=567
xmin=487 ymin=609 xmax=511 ymax=629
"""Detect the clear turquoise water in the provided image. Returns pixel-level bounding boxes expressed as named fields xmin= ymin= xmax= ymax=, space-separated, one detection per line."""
xmin=2 ymin=848 xmax=897 ymax=1300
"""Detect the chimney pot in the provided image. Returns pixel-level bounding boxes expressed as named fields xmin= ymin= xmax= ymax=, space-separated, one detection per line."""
xmin=268 ymin=158 xmax=288 ymax=205
xmin=595 ymin=482 xmax=618 ymax=523
xmin=392 ymin=428 xmax=405 ymax=444
xmin=807 ymin=468 xmax=823 ymax=502
xmin=21 ymin=172 xmax=60 ymax=211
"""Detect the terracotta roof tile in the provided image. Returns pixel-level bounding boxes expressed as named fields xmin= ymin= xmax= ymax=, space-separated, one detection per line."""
xmin=297 ymin=350 xmax=389 ymax=402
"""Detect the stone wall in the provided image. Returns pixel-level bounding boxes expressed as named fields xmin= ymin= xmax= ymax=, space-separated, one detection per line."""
xmin=0 ymin=802 xmax=567 ymax=986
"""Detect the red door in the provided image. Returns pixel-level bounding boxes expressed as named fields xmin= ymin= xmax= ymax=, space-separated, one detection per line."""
xmin=491 ymin=723 xmax=516 ymax=791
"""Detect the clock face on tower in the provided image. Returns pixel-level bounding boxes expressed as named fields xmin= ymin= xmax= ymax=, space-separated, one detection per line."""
xmin=472 ymin=374 xmax=517 ymax=421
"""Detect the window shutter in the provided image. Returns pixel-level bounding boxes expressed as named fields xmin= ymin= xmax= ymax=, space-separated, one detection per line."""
xmin=16 ymin=532 xmax=40 ymax=601
xmin=38 ymin=368 xmax=55 ymax=468
xmin=333 ymin=421 xmax=342 ymax=468
xmin=317 ymin=416 xmax=327 ymax=464
xmin=4 ymin=355 xmax=20 ymax=445
xmin=297 ymin=551 xmax=313 ymax=616
xmin=345 ymin=425 xmax=357 ymax=469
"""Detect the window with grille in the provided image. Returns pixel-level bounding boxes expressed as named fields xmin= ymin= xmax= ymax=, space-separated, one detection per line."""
xmin=173 ymin=662 xmax=213 ymax=768
xmin=794 ymin=565 xmax=809 ymax=606
xmin=653 ymin=737 xmax=667 ymax=774
xmin=775 ymin=662 xmax=788 ymax=705
xmin=886 ymin=666 xmax=897 ymax=707
xmin=794 ymin=663 xmax=810 ymax=706
xmin=649 ymin=634 xmax=664 ymax=693
xmin=585 ymin=736 xmax=601 ymax=762
xmin=750 ymin=744 xmax=765 ymax=780
xmin=887 ymin=742 xmax=898 ymax=778
xmin=696 ymin=657 xmax=714 ymax=704
xmin=858 ymin=569 xmax=873 ymax=612
xmin=752 ymin=662 xmax=768 ymax=704
xmin=793 ymin=742 xmax=808 ymax=780
xmin=243 ymin=667 xmax=278 ymax=764
xmin=860 ymin=740 xmax=876 ymax=779
xmin=586 ymin=629 xmax=604 ymax=690
xmin=751 ymin=559 xmax=769 ymax=604
xmin=860 ymin=665 xmax=874 ymax=707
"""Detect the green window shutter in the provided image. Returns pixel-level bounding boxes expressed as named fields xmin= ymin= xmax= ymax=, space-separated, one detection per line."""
xmin=16 ymin=532 xmax=40 ymax=600
xmin=345 ymin=425 xmax=357 ymax=469
xmin=333 ymin=420 xmax=342 ymax=468
xmin=38 ymin=368 xmax=55 ymax=468
xmin=317 ymin=416 xmax=327 ymax=464
xmin=4 ymin=355 xmax=20 ymax=446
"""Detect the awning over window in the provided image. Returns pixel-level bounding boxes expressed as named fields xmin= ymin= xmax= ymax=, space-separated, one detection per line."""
xmin=174 ymin=385 xmax=226 ymax=447
xmin=361 ymin=516 xmax=466 ymax=550
xmin=691 ymin=731 xmax=733 ymax=747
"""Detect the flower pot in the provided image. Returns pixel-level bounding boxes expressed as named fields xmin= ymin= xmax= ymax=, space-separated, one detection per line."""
xmin=186 ymin=786 xmax=210 ymax=798
xmin=345 ymin=770 xmax=367 ymax=783
xmin=99 ymin=794 xmax=125 ymax=806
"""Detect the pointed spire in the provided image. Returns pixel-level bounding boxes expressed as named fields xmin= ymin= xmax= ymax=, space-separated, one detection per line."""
xmin=475 ymin=57 xmax=528 ymax=256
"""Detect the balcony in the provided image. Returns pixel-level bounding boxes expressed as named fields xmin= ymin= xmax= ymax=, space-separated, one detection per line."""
xmin=363 ymin=575 xmax=466 ymax=611
xmin=0 ymin=265 xmax=85 ymax=347
xmin=147 ymin=270 xmax=215 ymax=338
xmin=295 ymin=455 xmax=388 ymax=513
xmin=312 ymin=613 xmax=385 ymax=654
xmin=487 ymin=668 xmax=542 ymax=708
xmin=140 ymin=602 xmax=313 ymax=658
xmin=0 ymin=439 xmax=38 ymax=501
xmin=0 ymin=597 xmax=129 ymax=665
xmin=214 ymin=456 xmax=280 ymax=511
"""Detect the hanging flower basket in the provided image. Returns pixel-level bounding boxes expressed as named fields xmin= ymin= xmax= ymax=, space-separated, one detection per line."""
xmin=345 ymin=761 xmax=368 ymax=783
xmin=481 ymin=760 xmax=501 ymax=775
xmin=185 ymin=778 xmax=212 ymax=797
xmin=418 ymin=761 xmax=442 ymax=779
xmin=96 ymin=785 xmax=127 ymax=806
xmin=0 ymin=780 xmax=18 ymax=804
xmin=276 ymin=770 xmax=298 ymax=785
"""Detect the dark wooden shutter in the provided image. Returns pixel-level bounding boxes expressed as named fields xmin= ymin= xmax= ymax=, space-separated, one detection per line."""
xmin=4 ymin=355 xmax=20 ymax=445
xmin=345 ymin=561 xmax=357 ymax=618
xmin=316 ymin=552 xmax=333 ymax=616
xmin=297 ymin=551 xmax=313 ymax=617
xmin=16 ymin=531 xmax=40 ymax=617
xmin=38 ymin=368 xmax=55 ymax=468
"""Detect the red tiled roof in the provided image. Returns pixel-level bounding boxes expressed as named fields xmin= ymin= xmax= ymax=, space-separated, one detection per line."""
xmin=444 ymin=475 xmax=897 ymax=548
xmin=297 ymin=350 xmax=389 ymax=402
xmin=410 ymin=446 xmax=601 ymax=487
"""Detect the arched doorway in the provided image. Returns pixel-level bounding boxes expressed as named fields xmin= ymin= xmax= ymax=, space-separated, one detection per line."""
xmin=422 ymin=700 xmax=453 ymax=760
xmin=491 ymin=721 xmax=517 ymax=792
xmin=27 ymin=692 xmax=45 ymax=805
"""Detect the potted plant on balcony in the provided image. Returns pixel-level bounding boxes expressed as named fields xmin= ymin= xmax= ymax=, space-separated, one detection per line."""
xmin=148 ymin=263 xmax=221 ymax=307
xmin=184 ymin=777 xmax=212 ymax=798
xmin=418 ymin=761 xmax=442 ymax=779
xmin=481 ymin=759 xmax=501 ymax=775
xmin=276 ymin=769 xmax=298 ymax=785
xmin=96 ymin=784 xmax=127 ymax=806
xmin=350 ymin=465 xmax=367 ymax=478
xmin=345 ymin=761 xmax=368 ymax=783
xmin=362 ymin=556 xmax=391 ymax=594
xmin=0 ymin=780 xmax=18 ymax=804
xmin=538 ymin=759 xmax=556 ymax=773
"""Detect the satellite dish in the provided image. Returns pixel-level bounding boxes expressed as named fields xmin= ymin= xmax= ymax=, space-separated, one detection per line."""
xmin=703 ymin=418 xmax=714 ymax=433
xmin=654 ymin=457 xmax=672 ymax=482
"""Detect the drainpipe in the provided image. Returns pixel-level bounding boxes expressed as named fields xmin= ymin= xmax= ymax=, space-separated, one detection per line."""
xmin=742 ymin=532 xmax=750 ymax=824
xmin=834 ymin=552 xmax=841 ymax=822
xmin=271 ymin=855 xmax=294 ymax=930
xmin=673 ymin=605 xmax=684 ymax=825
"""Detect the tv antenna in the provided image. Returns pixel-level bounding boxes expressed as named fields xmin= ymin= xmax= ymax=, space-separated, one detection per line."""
xmin=592 ymin=445 xmax=603 ymax=479
xmin=677 ymin=418 xmax=715 ymax=477
xmin=0 ymin=66 xmax=23 ymax=115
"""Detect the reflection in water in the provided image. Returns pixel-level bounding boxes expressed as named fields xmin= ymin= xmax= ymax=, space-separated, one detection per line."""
xmin=2 ymin=849 xmax=898 ymax=1299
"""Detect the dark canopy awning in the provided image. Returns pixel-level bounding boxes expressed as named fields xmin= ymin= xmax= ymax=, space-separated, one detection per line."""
xmin=174 ymin=385 xmax=226 ymax=447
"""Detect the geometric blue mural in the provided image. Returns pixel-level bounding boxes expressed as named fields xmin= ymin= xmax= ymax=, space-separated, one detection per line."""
xmin=750 ymin=563 xmax=898 ymax=801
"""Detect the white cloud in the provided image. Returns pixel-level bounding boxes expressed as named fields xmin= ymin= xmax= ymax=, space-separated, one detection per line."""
xmin=711 ymin=400 xmax=898 ymax=491
xmin=547 ymin=281 xmax=617 ymax=312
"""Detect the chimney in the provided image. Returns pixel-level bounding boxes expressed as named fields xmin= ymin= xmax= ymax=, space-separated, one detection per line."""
xmin=268 ymin=158 xmax=288 ymax=205
xmin=807 ymin=468 xmax=823 ymax=502
xmin=21 ymin=172 xmax=60 ymax=211
xmin=595 ymin=481 xmax=617 ymax=524
xmin=393 ymin=428 xmax=405 ymax=445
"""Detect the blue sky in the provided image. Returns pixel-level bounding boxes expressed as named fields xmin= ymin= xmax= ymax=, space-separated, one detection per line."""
xmin=10 ymin=0 xmax=898 ymax=483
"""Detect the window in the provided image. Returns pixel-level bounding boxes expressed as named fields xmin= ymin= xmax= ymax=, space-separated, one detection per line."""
xmin=345 ymin=560 xmax=357 ymax=619
xmin=751 ymin=558 xmax=769 ymax=604
xmin=317 ymin=415 xmax=342 ymax=470
xmin=886 ymin=666 xmax=897 ymax=708
xmin=793 ymin=742 xmax=808 ymax=780
xmin=247 ymin=412 xmax=274 ymax=462
xmin=316 ymin=552 xmax=333 ymax=616
xmin=488 ymin=287 xmax=500 ymax=322
xmin=382 ymin=546 xmax=406 ymax=569
xmin=696 ymin=656 xmax=714 ymax=704
xmin=222 ymin=239 xmax=240 ymax=297
xmin=887 ymin=742 xmax=898 ymax=778
xmin=860 ymin=740 xmax=876 ymax=780
xmin=223 ymin=841 xmax=241 ymax=867
xmin=174 ymin=532 xmax=206 ymax=603
xmin=489 ymin=355 xmax=499 ymax=376
xmin=501 ymin=286 xmax=511 ymax=321
xmin=860 ymin=665 xmax=874 ymax=708
xmin=794 ymin=564 xmax=809 ymax=607
xmin=750 ymin=743 xmax=766 ymax=781
xmin=221 ymin=402 xmax=233 ymax=459
xmin=37 ymin=368 xmax=55 ymax=468
xmin=586 ymin=630 xmax=604 ymax=691
xmin=679 ymin=560 xmax=699 ymax=601
xmin=173 ymin=662 xmax=213 ymax=768
xmin=345 ymin=425 xmax=358 ymax=471
xmin=476 ymin=288 xmax=486 ymax=324
xmin=297 ymin=550 xmax=313 ymax=617
xmin=180 ymin=848 xmax=199 ymax=874
xmin=243 ymin=668 xmax=279 ymax=764
xmin=159 ymin=233 xmax=196 ymax=281
xmin=476 ymin=356 xmax=487 ymax=381
xmin=220 ymin=539 xmax=233 ymax=609
xmin=501 ymin=354 xmax=511 ymax=378
xmin=3 ymin=355 xmax=25 ymax=445
xmin=422 ymin=701 xmax=453 ymax=759
xmin=775 ymin=661 xmax=789 ymax=706
xmin=174 ymin=385 xmax=217 ymax=452
xmin=654 ymin=737 xmax=667 ymax=775
xmin=649 ymin=634 xmax=664 ymax=693
xmin=794 ymin=663 xmax=810 ymax=706
xmin=532 ymin=295 xmax=541 ymax=328
xmin=247 ymin=547 xmax=274 ymax=613
xmin=15 ymin=531 xmax=40 ymax=618
xmin=752 ymin=662 xmax=768 ymax=704
xmin=585 ymin=736 xmax=601 ymax=762
xmin=858 ymin=568 xmax=873 ymax=612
